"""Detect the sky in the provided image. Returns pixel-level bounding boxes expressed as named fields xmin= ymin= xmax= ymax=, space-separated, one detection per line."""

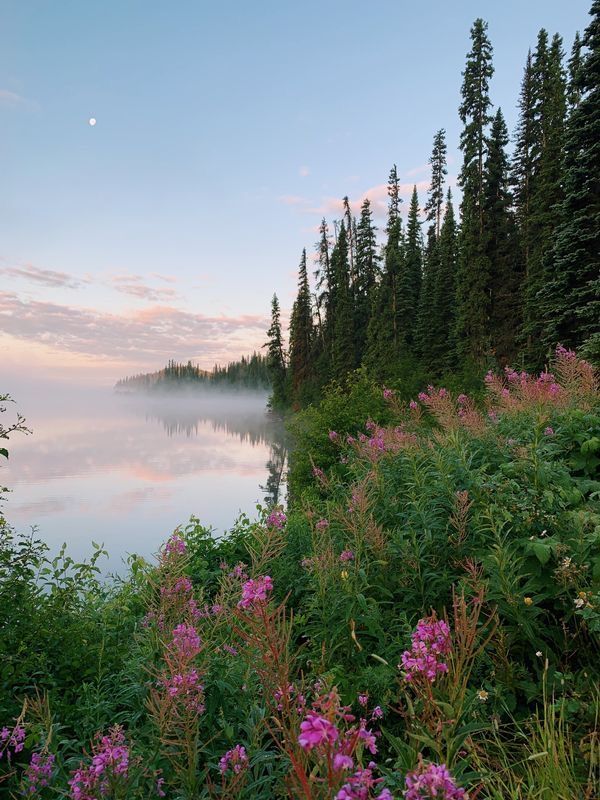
xmin=0 ymin=0 xmax=591 ymax=386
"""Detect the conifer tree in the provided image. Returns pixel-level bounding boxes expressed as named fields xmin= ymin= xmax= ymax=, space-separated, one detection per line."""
xmin=524 ymin=30 xmax=567 ymax=365
xmin=365 ymin=166 xmax=404 ymax=375
xmin=354 ymin=198 xmax=380 ymax=363
xmin=288 ymin=249 xmax=314 ymax=404
xmin=483 ymin=109 xmax=522 ymax=363
xmin=265 ymin=294 xmax=287 ymax=408
xmin=424 ymin=130 xmax=448 ymax=238
xmin=539 ymin=0 xmax=600 ymax=354
xmin=432 ymin=189 xmax=459 ymax=368
xmin=454 ymin=18 xmax=494 ymax=362
xmin=415 ymin=227 xmax=439 ymax=365
xmin=313 ymin=218 xmax=331 ymax=367
xmin=512 ymin=50 xmax=536 ymax=283
xmin=330 ymin=221 xmax=355 ymax=379
xmin=567 ymin=31 xmax=583 ymax=110
xmin=398 ymin=185 xmax=423 ymax=346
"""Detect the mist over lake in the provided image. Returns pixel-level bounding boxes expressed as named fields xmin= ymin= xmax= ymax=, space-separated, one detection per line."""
xmin=2 ymin=381 xmax=286 ymax=571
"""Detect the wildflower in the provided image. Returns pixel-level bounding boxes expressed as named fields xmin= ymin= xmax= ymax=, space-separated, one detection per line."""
xmin=0 ymin=724 xmax=25 ymax=760
xmin=383 ymin=388 xmax=395 ymax=401
xmin=404 ymin=761 xmax=466 ymax=800
xmin=574 ymin=596 xmax=586 ymax=609
xmin=69 ymin=727 xmax=130 ymax=800
xmin=266 ymin=509 xmax=287 ymax=529
xmin=316 ymin=518 xmax=330 ymax=530
xmin=161 ymin=670 xmax=205 ymax=713
xmin=313 ymin=466 xmax=326 ymax=480
xmin=334 ymin=753 xmax=354 ymax=771
xmin=340 ymin=550 xmax=355 ymax=562
xmin=524 ymin=596 xmax=533 ymax=606
xmin=456 ymin=394 xmax=468 ymax=405
xmin=298 ymin=712 xmax=339 ymax=750
xmin=238 ymin=575 xmax=273 ymax=609
xmin=171 ymin=623 xmax=201 ymax=659
xmin=358 ymin=693 xmax=368 ymax=707
xmin=329 ymin=430 xmax=339 ymax=441
xmin=544 ymin=426 xmax=554 ymax=436
xmin=164 ymin=533 xmax=186 ymax=557
xmin=371 ymin=706 xmax=383 ymax=720
xmin=336 ymin=766 xmax=386 ymax=799
xmin=219 ymin=744 xmax=248 ymax=775
xmin=400 ymin=617 xmax=451 ymax=683
xmin=23 ymin=751 xmax=55 ymax=793
xmin=536 ymin=651 xmax=543 ymax=658
xmin=476 ymin=689 xmax=489 ymax=702
xmin=156 ymin=776 xmax=166 ymax=797
xmin=418 ymin=392 xmax=428 ymax=402
xmin=358 ymin=724 xmax=378 ymax=754
xmin=341 ymin=570 xmax=349 ymax=580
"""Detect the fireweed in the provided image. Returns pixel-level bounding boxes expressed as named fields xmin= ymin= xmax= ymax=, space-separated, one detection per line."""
xmin=403 ymin=759 xmax=466 ymax=800
xmin=146 ymin=533 xmax=207 ymax=797
xmin=68 ymin=726 xmax=131 ymax=800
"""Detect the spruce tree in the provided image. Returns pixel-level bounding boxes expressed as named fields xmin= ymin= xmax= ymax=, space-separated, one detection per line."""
xmin=523 ymin=30 xmax=567 ymax=365
xmin=415 ymin=226 xmax=439 ymax=365
xmin=330 ymin=221 xmax=355 ymax=380
xmin=354 ymin=198 xmax=380 ymax=363
xmin=265 ymin=294 xmax=287 ymax=408
xmin=432 ymin=189 xmax=459 ymax=368
xmin=483 ymin=109 xmax=522 ymax=363
xmin=424 ymin=129 xmax=448 ymax=238
xmin=512 ymin=50 xmax=536 ymax=289
xmin=288 ymin=249 xmax=314 ymax=405
xmin=454 ymin=18 xmax=494 ymax=362
xmin=365 ymin=166 xmax=404 ymax=376
xmin=539 ymin=0 xmax=600 ymax=354
xmin=398 ymin=185 xmax=423 ymax=347
xmin=567 ymin=31 xmax=583 ymax=110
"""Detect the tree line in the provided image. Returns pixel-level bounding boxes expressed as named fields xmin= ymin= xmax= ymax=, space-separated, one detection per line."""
xmin=266 ymin=4 xmax=600 ymax=409
xmin=115 ymin=353 xmax=270 ymax=392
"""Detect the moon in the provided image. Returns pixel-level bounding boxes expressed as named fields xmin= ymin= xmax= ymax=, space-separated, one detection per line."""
xmin=88 ymin=117 xmax=97 ymax=127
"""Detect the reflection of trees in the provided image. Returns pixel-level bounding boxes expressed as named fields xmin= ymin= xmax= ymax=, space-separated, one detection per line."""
xmin=261 ymin=438 xmax=287 ymax=507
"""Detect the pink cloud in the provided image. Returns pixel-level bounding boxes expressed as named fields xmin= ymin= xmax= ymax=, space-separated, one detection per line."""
xmin=0 ymin=261 xmax=88 ymax=289
xmin=0 ymin=89 xmax=26 ymax=106
xmin=0 ymin=292 xmax=269 ymax=370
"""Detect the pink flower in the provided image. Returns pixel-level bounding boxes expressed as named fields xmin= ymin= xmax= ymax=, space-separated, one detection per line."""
xmin=400 ymin=618 xmax=451 ymax=683
xmin=329 ymin=430 xmax=339 ymax=441
xmin=383 ymin=388 xmax=395 ymax=401
xmin=164 ymin=533 xmax=186 ymax=557
xmin=23 ymin=752 xmax=55 ymax=793
xmin=340 ymin=550 xmax=355 ymax=563
xmin=266 ymin=509 xmax=287 ymax=529
xmin=298 ymin=712 xmax=339 ymax=750
xmin=544 ymin=426 xmax=554 ymax=436
xmin=409 ymin=400 xmax=418 ymax=410
xmin=404 ymin=761 xmax=465 ymax=799
xmin=171 ymin=623 xmax=201 ymax=659
xmin=358 ymin=693 xmax=368 ymax=707
xmin=238 ymin=575 xmax=273 ymax=609
xmin=219 ymin=744 xmax=248 ymax=775
xmin=316 ymin=518 xmax=330 ymax=531
xmin=334 ymin=753 xmax=354 ymax=771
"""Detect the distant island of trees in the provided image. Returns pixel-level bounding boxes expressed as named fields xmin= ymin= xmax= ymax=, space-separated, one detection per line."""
xmin=115 ymin=353 xmax=270 ymax=393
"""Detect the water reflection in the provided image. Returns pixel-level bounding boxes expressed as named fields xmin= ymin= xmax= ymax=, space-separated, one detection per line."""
xmin=2 ymin=385 xmax=287 ymax=568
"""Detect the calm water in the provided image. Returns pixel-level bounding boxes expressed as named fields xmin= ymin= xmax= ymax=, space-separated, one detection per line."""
xmin=2 ymin=383 xmax=286 ymax=571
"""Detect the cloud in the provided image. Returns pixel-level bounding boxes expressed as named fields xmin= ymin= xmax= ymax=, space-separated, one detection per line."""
xmin=0 ymin=292 xmax=269 ymax=369
xmin=110 ymin=274 xmax=178 ymax=301
xmin=150 ymin=273 xmax=177 ymax=284
xmin=0 ymin=89 xmax=26 ymax=106
xmin=299 ymin=166 xmax=310 ymax=177
xmin=0 ymin=262 xmax=88 ymax=289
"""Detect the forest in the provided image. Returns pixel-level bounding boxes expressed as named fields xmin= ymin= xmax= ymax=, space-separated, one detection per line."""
xmin=265 ymin=12 xmax=599 ymax=409
xmin=0 ymin=3 xmax=599 ymax=799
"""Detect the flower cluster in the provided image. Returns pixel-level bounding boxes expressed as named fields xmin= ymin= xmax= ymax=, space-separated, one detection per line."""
xmin=352 ymin=421 xmax=417 ymax=462
xmin=340 ymin=550 xmax=355 ymax=562
xmin=219 ymin=744 xmax=249 ymax=776
xmin=238 ymin=575 xmax=273 ymax=609
xmin=266 ymin=508 xmax=287 ymax=529
xmin=69 ymin=727 xmax=129 ymax=800
xmin=170 ymin=623 xmax=202 ymax=659
xmin=163 ymin=533 xmax=186 ymax=558
xmin=160 ymin=669 xmax=205 ymax=714
xmin=22 ymin=751 xmax=55 ymax=794
xmin=404 ymin=761 xmax=465 ymax=799
xmin=338 ymin=766 xmax=393 ymax=799
xmin=0 ymin=724 xmax=25 ymax=760
xmin=400 ymin=617 xmax=451 ymax=683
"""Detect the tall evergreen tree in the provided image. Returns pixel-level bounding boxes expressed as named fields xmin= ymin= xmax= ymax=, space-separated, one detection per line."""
xmin=455 ymin=18 xmax=495 ymax=362
xmin=330 ymin=221 xmax=355 ymax=379
xmin=567 ymin=31 xmax=583 ymax=110
xmin=431 ymin=189 xmax=459 ymax=368
xmin=524 ymin=29 xmax=567 ymax=365
xmin=398 ymin=186 xmax=423 ymax=347
xmin=354 ymin=198 xmax=380 ymax=363
xmin=288 ymin=249 xmax=314 ymax=404
xmin=539 ymin=1 xmax=600 ymax=354
xmin=483 ymin=109 xmax=522 ymax=363
xmin=265 ymin=294 xmax=287 ymax=408
xmin=365 ymin=166 xmax=404 ymax=375
xmin=424 ymin=129 xmax=448 ymax=238
xmin=512 ymin=50 xmax=536 ymax=287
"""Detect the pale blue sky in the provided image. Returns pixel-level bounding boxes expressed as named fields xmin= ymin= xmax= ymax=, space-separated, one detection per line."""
xmin=0 ymin=0 xmax=590 ymax=382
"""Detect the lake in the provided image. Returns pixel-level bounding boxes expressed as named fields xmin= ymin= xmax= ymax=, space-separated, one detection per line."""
xmin=2 ymin=384 xmax=286 ymax=572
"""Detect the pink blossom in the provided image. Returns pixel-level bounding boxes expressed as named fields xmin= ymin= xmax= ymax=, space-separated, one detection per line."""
xmin=219 ymin=744 xmax=248 ymax=775
xmin=266 ymin=509 xmax=287 ymax=529
xmin=544 ymin=426 xmax=554 ymax=436
xmin=329 ymin=430 xmax=339 ymax=441
xmin=23 ymin=752 xmax=55 ymax=794
xmin=409 ymin=400 xmax=418 ymax=410
xmin=316 ymin=518 xmax=330 ymax=531
xmin=164 ymin=533 xmax=186 ymax=557
xmin=340 ymin=550 xmax=355 ymax=562
xmin=298 ymin=712 xmax=339 ymax=750
xmin=238 ymin=575 xmax=273 ymax=609
xmin=171 ymin=623 xmax=201 ymax=659
xmin=400 ymin=618 xmax=451 ymax=683
xmin=404 ymin=761 xmax=465 ymax=799
xmin=334 ymin=753 xmax=355 ymax=771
